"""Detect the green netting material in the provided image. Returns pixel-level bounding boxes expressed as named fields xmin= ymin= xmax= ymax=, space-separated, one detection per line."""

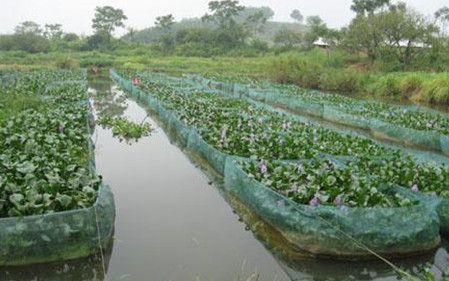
xmin=440 ymin=199 xmax=449 ymax=235
xmin=0 ymin=184 xmax=115 ymax=266
xmin=223 ymin=157 xmax=441 ymax=258
xmin=189 ymin=75 xmax=449 ymax=156
xmin=0 ymin=73 xmax=115 ymax=265
xmin=110 ymin=69 xmax=448 ymax=257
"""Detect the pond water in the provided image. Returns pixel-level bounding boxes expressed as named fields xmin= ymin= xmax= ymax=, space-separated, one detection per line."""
xmin=0 ymin=74 xmax=448 ymax=281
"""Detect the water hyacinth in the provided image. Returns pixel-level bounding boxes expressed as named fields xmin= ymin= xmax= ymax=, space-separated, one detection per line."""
xmin=310 ymin=196 xmax=319 ymax=207
xmin=58 ymin=124 xmax=65 ymax=133
xmin=219 ymin=128 xmax=227 ymax=147
xmin=411 ymin=184 xmax=419 ymax=192
xmin=289 ymin=185 xmax=298 ymax=193
xmin=249 ymin=133 xmax=256 ymax=143
xmin=258 ymin=159 xmax=267 ymax=174
xmin=282 ymin=121 xmax=291 ymax=130
xmin=297 ymin=164 xmax=304 ymax=174
xmin=278 ymin=137 xmax=284 ymax=145
xmin=257 ymin=116 xmax=263 ymax=123
xmin=333 ymin=195 xmax=342 ymax=206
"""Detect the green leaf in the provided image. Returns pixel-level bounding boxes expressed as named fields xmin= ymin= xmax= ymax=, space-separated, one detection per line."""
xmin=16 ymin=161 xmax=36 ymax=174
xmin=9 ymin=193 xmax=24 ymax=205
xmin=56 ymin=194 xmax=72 ymax=208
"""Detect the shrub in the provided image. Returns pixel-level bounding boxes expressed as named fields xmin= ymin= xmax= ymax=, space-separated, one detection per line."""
xmin=369 ymin=75 xmax=401 ymax=97
xmin=399 ymin=75 xmax=424 ymax=99
xmin=270 ymin=54 xmax=323 ymax=88
xmin=422 ymin=76 xmax=449 ymax=104
xmin=320 ymin=68 xmax=360 ymax=94
xmin=55 ymin=56 xmax=79 ymax=69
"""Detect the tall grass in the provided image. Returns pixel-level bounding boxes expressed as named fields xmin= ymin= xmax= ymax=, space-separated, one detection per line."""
xmin=270 ymin=51 xmax=361 ymax=93
xmin=269 ymin=52 xmax=449 ymax=105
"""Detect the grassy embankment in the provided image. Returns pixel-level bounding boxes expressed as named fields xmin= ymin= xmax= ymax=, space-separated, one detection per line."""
xmin=1 ymin=49 xmax=449 ymax=105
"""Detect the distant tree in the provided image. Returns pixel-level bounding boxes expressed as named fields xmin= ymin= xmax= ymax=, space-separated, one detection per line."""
xmin=435 ymin=6 xmax=449 ymax=36
xmin=274 ymin=29 xmax=303 ymax=47
xmin=14 ymin=21 xmax=42 ymax=35
xmin=290 ymin=9 xmax=304 ymax=24
xmin=202 ymin=0 xmax=246 ymax=48
xmin=351 ymin=0 xmax=390 ymax=15
xmin=0 ymin=35 xmax=15 ymax=51
xmin=44 ymin=24 xmax=63 ymax=39
xmin=63 ymin=33 xmax=79 ymax=42
xmin=92 ymin=6 xmax=127 ymax=37
xmin=8 ymin=21 xmax=50 ymax=53
xmin=154 ymin=15 xmax=176 ymax=52
xmin=345 ymin=2 xmax=437 ymax=65
xmin=305 ymin=16 xmax=329 ymax=45
xmin=155 ymin=14 xmax=175 ymax=31
xmin=244 ymin=11 xmax=270 ymax=37
xmin=85 ymin=31 xmax=111 ymax=50
xmin=202 ymin=0 xmax=244 ymax=29
xmin=344 ymin=14 xmax=383 ymax=60
xmin=125 ymin=27 xmax=138 ymax=42
xmin=379 ymin=3 xmax=438 ymax=65
xmin=236 ymin=6 xmax=274 ymax=23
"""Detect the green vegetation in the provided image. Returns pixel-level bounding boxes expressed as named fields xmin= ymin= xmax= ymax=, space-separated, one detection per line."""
xmin=270 ymin=50 xmax=449 ymax=104
xmin=242 ymin=158 xmax=416 ymax=208
xmin=0 ymin=70 xmax=100 ymax=217
xmin=98 ymin=114 xmax=152 ymax=142
xmin=118 ymin=69 xmax=449 ymax=204
xmin=1 ymin=0 xmax=448 ymax=104
xmin=112 ymin=69 xmax=447 ymax=264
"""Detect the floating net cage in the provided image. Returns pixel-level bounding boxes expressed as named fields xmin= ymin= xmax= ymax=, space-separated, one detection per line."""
xmin=111 ymin=69 xmax=449 ymax=260
xmin=0 ymin=71 xmax=115 ymax=266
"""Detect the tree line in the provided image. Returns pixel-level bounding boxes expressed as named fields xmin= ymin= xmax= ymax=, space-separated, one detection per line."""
xmin=0 ymin=0 xmax=448 ymax=69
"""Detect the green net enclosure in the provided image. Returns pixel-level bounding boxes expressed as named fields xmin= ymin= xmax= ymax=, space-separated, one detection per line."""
xmin=111 ymin=69 xmax=449 ymax=257
xmin=224 ymin=158 xmax=441 ymax=258
xmin=0 ymin=184 xmax=115 ymax=266
xmin=0 ymin=70 xmax=115 ymax=265
xmin=191 ymin=74 xmax=449 ymax=156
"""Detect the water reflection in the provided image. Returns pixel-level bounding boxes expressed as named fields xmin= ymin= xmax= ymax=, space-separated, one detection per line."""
xmin=89 ymin=79 xmax=128 ymax=118
xmin=0 ymin=242 xmax=113 ymax=281
xmin=225 ymin=192 xmax=449 ymax=281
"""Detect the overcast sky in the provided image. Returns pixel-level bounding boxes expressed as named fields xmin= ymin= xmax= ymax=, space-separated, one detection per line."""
xmin=1 ymin=0 xmax=447 ymax=36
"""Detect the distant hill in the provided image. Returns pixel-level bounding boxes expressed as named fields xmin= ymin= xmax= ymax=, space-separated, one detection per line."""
xmin=124 ymin=6 xmax=308 ymax=43
xmin=126 ymin=19 xmax=306 ymax=43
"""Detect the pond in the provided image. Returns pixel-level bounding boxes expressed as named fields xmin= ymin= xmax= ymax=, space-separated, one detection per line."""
xmin=0 ymin=74 xmax=447 ymax=281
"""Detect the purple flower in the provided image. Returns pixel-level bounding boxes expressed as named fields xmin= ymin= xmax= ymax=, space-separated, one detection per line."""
xmin=58 ymin=124 xmax=64 ymax=133
xmin=411 ymin=184 xmax=419 ymax=192
xmin=334 ymin=195 xmax=342 ymax=206
xmin=282 ymin=121 xmax=291 ymax=130
xmin=257 ymin=117 xmax=263 ymax=123
xmin=258 ymin=159 xmax=267 ymax=174
xmin=310 ymin=196 xmax=319 ymax=207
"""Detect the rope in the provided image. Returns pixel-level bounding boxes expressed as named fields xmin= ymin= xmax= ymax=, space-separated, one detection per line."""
xmin=87 ymin=75 xmax=108 ymax=281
